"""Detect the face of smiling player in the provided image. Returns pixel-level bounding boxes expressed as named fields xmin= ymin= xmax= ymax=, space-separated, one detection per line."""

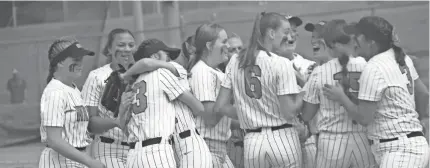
xmin=271 ymin=19 xmax=295 ymax=54
xmin=109 ymin=33 xmax=136 ymax=69
xmin=207 ymin=29 xmax=230 ymax=66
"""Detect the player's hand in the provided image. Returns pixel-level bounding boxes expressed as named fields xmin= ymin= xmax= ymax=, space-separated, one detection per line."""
xmin=323 ymin=83 xmax=346 ymax=103
xmin=87 ymin=159 xmax=106 ymax=168
xmin=307 ymin=63 xmax=318 ymax=75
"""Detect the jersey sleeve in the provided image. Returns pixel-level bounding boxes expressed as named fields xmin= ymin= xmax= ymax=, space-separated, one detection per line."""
xmin=221 ymin=55 xmax=237 ymax=89
xmin=159 ymin=68 xmax=187 ymax=101
xmin=169 ymin=62 xmax=188 ymax=80
xmin=405 ymin=55 xmax=419 ymax=80
xmin=276 ymin=57 xmax=300 ymax=95
xmin=358 ymin=65 xmax=387 ymax=101
xmin=41 ymin=90 xmax=65 ymax=127
xmin=303 ymin=67 xmax=321 ymax=104
xmin=81 ymin=71 xmax=102 ymax=107
xmin=189 ymin=69 xmax=218 ymax=102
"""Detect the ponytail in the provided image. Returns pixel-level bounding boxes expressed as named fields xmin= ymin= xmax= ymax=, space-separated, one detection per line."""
xmin=239 ymin=13 xmax=263 ymax=69
xmin=392 ymin=44 xmax=406 ymax=67
xmin=46 ymin=64 xmax=56 ymax=83
xmin=338 ymin=55 xmax=350 ymax=94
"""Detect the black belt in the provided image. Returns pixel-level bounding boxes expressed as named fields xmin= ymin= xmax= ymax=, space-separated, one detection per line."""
xmin=100 ymin=136 xmax=130 ymax=146
xmin=46 ymin=145 xmax=86 ymax=151
xmin=369 ymin=131 xmax=424 ymax=145
xmin=234 ymin=141 xmax=244 ymax=147
xmin=129 ymin=137 xmax=173 ymax=149
xmin=245 ymin=123 xmax=293 ymax=133
xmin=178 ymin=129 xmax=200 ymax=139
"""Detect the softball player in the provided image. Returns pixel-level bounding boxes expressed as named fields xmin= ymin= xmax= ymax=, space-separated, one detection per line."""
xmin=120 ymin=37 xmax=213 ymax=168
xmin=126 ymin=39 xmax=207 ymax=168
xmin=82 ymin=28 xmax=135 ymax=168
xmin=188 ymin=23 xmax=234 ymax=168
xmin=214 ymin=12 xmax=304 ymax=168
xmin=324 ymin=16 xmax=429 ymax=168
xmin=39 ymin=38 xmax=105 ymax=168
xmin=301 ymin=19 xmax=376 ymax=168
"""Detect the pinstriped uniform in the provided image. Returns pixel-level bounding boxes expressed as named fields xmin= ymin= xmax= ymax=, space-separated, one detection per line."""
xmin=227 ymin=129 xmax=246 ymax=168
xmin=39 ymin=79 xmax=91 ymax=168
xmin=126 ymin=68 xmax=187 ymax=168
xmin=189 ymin=60 xmax=234 ymax=168
xmin=168 ymin=62 xmax=213 ymax=168
xmin=303 ymin=57 xmax=376 ymax=168
xmin=81 ymin=64 xmax=129 ymax=168
xmin=300 ymin=80 xmax=318 ymax=168
xmin=222 ymin=51 xmax=302 ymax=168
xmin=358 ymin=49 xmax=429 ymax=168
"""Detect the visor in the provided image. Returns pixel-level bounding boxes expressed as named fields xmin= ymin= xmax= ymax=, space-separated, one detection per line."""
xmin=50 ymin=42 xmax=95 ymax=66
xmin=305 ymin=21 xmax=327 ymax=32
xmin=134 ymin=39 xmax=181 ymax=61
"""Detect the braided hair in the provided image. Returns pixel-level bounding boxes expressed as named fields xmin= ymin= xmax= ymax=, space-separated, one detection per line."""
xmin=46 ymin=37 xmax=77 ymax=83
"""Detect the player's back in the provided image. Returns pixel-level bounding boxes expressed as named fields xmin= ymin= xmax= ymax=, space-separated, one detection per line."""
xmin=359 ymin=50 xmax=422 ymax=139
xmin=128 ymin=68 xmax=186 ymax=142
xmin=306 ymin=57 xmax=367 ymax=133
xmin=226 ymin=50 xmax=298 ymax=129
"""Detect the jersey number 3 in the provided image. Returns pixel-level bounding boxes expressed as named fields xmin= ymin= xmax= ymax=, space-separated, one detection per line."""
xmin=132 ymin=81 xmax=148 ymax=114
xmin=244 ymin=65 xmax=262 ymax=99
xmin=400 ymin=65 xmax=414 ymax=95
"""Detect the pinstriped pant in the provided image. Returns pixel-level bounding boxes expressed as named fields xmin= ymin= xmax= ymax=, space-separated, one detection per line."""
xmin=371 ymin=135 xmax=429 ymax=168
xmin=173 ymin=131 xmax=213 ymax=168
xmin=126 ymin=142 xmax=176 ymax=168
xmin=316 ymin=132 xmax=376 ymax=168
xmin=39 ymin=147 xmax=88 ymax=168
xmin=302 ymin=135 xmax=317 ymax=168
xmin=204 ymin=138 xmax=235 ymax=168
xmin=244 ymin=127 xmax=302 ymax=168
xmin=91 ymin=137 xmax=129 ymax=168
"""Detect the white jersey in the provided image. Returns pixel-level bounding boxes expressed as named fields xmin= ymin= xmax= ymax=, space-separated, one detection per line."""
xmin=292 ymin=53 xmax=316 ymax=79
xmin=189 ymin=60 xmax=232 ymax=142
xmin=169 ymin=61 xmax=198 ymax=133
xmin=40 ymin=79 xmax=91 ymax=148
xmin=127 ymin=68 xmax=187 ymax=142
xmin=303 ymin=57 xmax=367 ymax=133
xmin=222 ymin=51 xmax=301 ymax=129
xmin=81 ymin=64 xmax=128 ymax=141
xmin=358 ymin=49 xmax=422 ymax=140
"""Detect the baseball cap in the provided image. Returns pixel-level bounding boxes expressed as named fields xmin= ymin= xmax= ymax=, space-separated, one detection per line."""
xmin=49 ymin=42 xmax=95 ymax=66
xmin=304 ymin=21 xmax=327 ymax=32
xmin=285 ymin=15 xmax=303 ymax=27
xmin=343 ymin=16 xmax=394 ymax=42
xmin=134 ymin=39 xmax=181 ymax=61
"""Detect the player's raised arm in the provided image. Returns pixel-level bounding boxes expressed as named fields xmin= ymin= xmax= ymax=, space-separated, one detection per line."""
xmin=82 ymin=71 xmax=119 ymax=133
xmin=120 ymin=58 xmax=179 ymax=81
xmin=301 ymin=68 xmax=321 ymax=122
xmin=43 ymin=91 xmax=99 ymax=167
xmin=276 ymin=58 xmax=303 ymax=121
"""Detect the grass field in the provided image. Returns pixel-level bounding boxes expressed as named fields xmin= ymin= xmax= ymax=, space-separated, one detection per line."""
xmin=0 ymin=2 xmax=427 ymax=168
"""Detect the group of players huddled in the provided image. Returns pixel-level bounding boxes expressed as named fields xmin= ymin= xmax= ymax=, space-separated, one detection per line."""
xmin=39 ymin=10 xmax=429 ymax=168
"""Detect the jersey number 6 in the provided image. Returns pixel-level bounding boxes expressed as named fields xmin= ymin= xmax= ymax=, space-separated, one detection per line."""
xmin=132 ymin=81 xmax=148 ymax=114
xmin=244 ymin=65 xmax=262 ymax=99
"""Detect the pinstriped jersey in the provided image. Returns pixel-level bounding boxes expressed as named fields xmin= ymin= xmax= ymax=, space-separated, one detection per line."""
xmin=127 ymin=68 xmax=187 ymax=142
xmin=40 ymin=79 xmax=91 ymax=148
xmin=169 ymin=61 xmax=198 ymax=133
xmin=189 ymin=60 xmax=232 ymax=142
xmin=222 ymin=50 xmax=301 ymax=129
xmin=81 ymin=64 xmax=128 ymax=142
xmin=292 ymin=53 xmax=316 ymax=79
xmin=358 ymin=49 xmax=421 ymax=140
xmin=303 ymin=57 xmax=367 ymax=133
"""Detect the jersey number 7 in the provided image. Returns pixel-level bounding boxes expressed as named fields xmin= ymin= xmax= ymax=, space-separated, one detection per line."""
xmin=132 ymin=81 xmax=148 ymax=114
xmin=244 ymin=65 xmax=262 ymax=99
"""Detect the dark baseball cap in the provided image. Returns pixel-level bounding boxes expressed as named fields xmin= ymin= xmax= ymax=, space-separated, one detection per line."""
xmin=285 ymin=15 xmax=303 ymax=27
xmin=50 ymin=42 xmax=95 ymax=66
xmin=343 ymin=16 xmax=393 ymax=42
xmin=134 ymin=39 xmax=181 ymax=61
xmin=304 ymin=21 xmax=327 ymax=32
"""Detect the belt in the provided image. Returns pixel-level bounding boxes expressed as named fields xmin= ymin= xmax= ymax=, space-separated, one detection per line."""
xmin=100 ymin=136 xmax=130 ymax=146
xmin=179 ymin=129 xmax=200 ymax=139
xmin=46 ymin=145 xmax=86 ymax=151
xmin=245 ymin=123 xmax=293 ymax=133
xmin=234 ymin=141 xmax=244 ymax=147
xmin=369 ymin=131 xmax=424 ymax=145
xmin=129 ymin=137 xmax=173 ymax=149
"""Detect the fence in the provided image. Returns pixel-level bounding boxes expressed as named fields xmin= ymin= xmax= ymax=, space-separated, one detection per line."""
xmin=0 ymin=1 xmax=427 ymax=105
